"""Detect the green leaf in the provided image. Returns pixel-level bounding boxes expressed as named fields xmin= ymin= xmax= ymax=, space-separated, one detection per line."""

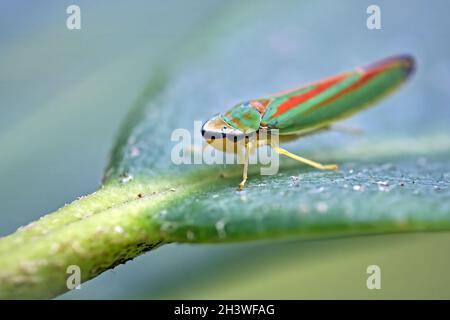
xmin=1 ymin=0 xmax=450 ymax=299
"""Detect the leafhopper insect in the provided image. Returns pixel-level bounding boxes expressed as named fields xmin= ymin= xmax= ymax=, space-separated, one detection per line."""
xmin=201 ymin=55 xmax=415 ymax=190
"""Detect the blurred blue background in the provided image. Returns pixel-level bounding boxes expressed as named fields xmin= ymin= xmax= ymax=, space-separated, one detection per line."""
xmin=1 ymin=0 xmax=449 ymax=299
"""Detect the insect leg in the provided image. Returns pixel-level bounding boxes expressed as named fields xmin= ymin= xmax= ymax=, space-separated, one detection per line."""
xmin=271 ymin=145 xmax=338 ymax=170
xmin=238 ymin=142 xmax=251 ymax=190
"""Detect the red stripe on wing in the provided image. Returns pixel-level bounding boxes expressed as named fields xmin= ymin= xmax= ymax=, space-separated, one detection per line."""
xmin=301 ymin=57 xmax=412 ymax=115
xmin=270 ymin=73 xmax=348 ymax=119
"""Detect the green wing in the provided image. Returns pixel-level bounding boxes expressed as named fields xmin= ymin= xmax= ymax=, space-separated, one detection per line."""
xmin=261 ymin=55 xmax=415 ymax=135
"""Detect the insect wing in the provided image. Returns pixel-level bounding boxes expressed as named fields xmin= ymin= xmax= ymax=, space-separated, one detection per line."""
xmin=261 ymin=55 xmax=414 ymax=134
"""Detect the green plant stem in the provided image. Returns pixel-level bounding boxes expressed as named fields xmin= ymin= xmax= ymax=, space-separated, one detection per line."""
xmin=0 ymin=177 xmax=212 ymax=299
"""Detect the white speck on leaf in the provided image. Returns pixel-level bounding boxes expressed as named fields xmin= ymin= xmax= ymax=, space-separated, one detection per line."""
xmin=257 ymin=183 xmax=267 ymax=187
xmin=377 ymin=181 xmax=390 ymax=192
xmin=121 ymin=173 xmax=133 ymax=184
xmin=114 ymin=226 xmax=124 ymax=234
xmin=130 ymin=146 xmax=140 ymax=158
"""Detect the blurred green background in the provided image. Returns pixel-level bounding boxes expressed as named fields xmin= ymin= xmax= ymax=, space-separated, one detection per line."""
xmin=1 ymin=0 xmax=449 ymax=299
